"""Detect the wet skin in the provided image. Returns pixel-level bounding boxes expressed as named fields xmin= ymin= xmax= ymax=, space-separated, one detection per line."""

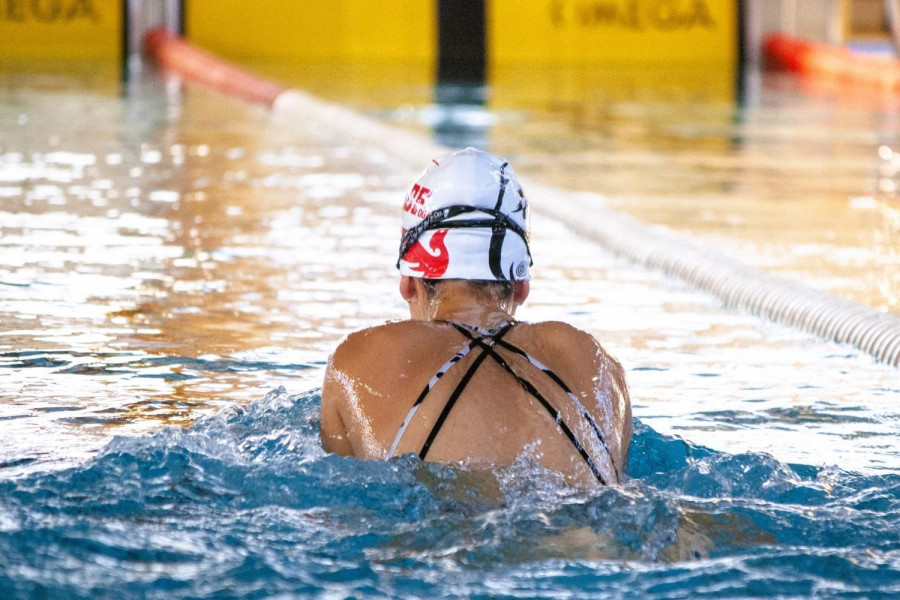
xmin=321 ymin=277 xmax=632 ymax=488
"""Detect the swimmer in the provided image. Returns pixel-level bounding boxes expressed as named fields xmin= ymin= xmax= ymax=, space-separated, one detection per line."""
xmin=321 ymin=147 xmax=632 ymax=487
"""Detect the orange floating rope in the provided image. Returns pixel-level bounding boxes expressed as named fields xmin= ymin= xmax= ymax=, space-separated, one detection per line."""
xmin=144 ymin=27 xmax=288 ymax=107
xmin=763 ymin=32 xmax=900 ymax=91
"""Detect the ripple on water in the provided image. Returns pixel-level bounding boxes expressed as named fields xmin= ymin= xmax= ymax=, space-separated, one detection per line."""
xmin=0 ymin=388 xmax=897 ymax=599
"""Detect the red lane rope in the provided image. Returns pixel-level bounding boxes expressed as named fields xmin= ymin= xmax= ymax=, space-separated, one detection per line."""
xmin=140 ymin=27 xmax=900 ymax=367
xmin=144 ymin=27 xmax=288 ymax=107
xmin=764 ymin=32 xmax=900 ymax=91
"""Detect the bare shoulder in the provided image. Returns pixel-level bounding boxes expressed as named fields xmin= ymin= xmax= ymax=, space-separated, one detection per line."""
xmin=322 ymin=320 xmax=436 ymax=456
xmin=326 ymin=319 xmax=456 ymax=391
xmin=518 ymin=319 xmax=596 ymax=345
xmin=520 ymin=320 xmax=632 ymax=468
xmin=323 ymin=321 xmax=411 ymax=400
xmin=329 ymin=319 xmax=436 ymax=369
xmin=517 ymin=320 xmax=625 ymax=374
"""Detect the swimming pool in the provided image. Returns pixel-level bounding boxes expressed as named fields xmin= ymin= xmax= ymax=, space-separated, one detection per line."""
xmin=1 ymin=64 xmax=898 ymax=597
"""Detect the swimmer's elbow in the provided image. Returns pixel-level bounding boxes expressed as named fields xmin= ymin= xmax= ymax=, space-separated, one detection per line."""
xmin=320 ymin=403 xmax=354 ymax=457
xmin=321 ymin=430 xmax=354 ymax=457
xmin=320 ymin=361 xmax=355 ymax=457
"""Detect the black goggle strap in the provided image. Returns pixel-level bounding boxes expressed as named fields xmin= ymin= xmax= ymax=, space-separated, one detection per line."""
xmin=397 ymin=205 xmax=532 ymax=270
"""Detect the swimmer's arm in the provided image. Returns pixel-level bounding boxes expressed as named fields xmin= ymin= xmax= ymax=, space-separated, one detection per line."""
xmin=590 ymin=347 xmax=633 ymax=481
xmin=320 ymin=356 xmax=354 ymax=457
xmin=566 ymin=324 xmax=633 ymax=477
xmin=549 ymin=322 xmax=633 ymax=479
xmin=608 ymin=355 xmax=633 ymax=466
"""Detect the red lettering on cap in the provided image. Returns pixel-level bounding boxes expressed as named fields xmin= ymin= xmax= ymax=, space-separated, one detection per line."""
xmin=412 ymin=184 xmax=431 ymax=205
xmin=403 ymin=184 xmax=432 ymax=218
xmin=403 ymin=229 xmax=449 ymax=278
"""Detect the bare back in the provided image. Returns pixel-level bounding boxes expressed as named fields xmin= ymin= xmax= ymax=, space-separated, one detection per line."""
xmin=321 ymin=319 xmax=632 ymax=487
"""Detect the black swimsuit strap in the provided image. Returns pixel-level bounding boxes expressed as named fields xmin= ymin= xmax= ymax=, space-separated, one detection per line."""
xmin=386 ymin=322 xmax=502 ymax=458
xmin=418 ymin=322 xmax=515 ymax=459
xmin=488 ymin=337 xmax=618 ymax=477
xmin=450 ymin=324 xmax=609 ymax=485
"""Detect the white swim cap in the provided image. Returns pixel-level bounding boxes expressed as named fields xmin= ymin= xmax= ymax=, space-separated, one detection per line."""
xmin=397 ymin=147 xmax=532 ymax=281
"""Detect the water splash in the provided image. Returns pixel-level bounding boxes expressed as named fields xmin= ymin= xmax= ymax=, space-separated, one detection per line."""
xmin=0 ymin=389 xmax=897 ymax=599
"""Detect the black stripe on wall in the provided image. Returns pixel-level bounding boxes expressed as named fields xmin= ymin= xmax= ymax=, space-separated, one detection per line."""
xmin=736 ymin=0 xmax=747 ymax=105
xmin=121 ymin=0 xmax=129 ymax=82
xmin=437 ymin=0 xmax=486 ymax=85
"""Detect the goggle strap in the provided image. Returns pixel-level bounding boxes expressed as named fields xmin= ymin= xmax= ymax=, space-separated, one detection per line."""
xmin=397 ymin=205 xmax=531 ymax=269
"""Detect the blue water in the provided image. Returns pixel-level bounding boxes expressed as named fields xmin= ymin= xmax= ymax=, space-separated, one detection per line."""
xmin=2 ymin=65 xmax=898 ymax=599
xmin=1 ymin=388 xmax=897 ymax=599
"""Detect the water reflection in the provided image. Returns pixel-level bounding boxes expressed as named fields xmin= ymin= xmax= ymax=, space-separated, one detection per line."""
xmin=340 ymin=66 xmax=899 ymax=313
xmin=485 ymin=73 xmax=900 ymax=313
xmin=0 ymin=77 xmax=409 ymax=473
xmin=430 ymin=83 xmax=491 ymax=148
xmin=0 ymin=64 xmax=897 ymax=478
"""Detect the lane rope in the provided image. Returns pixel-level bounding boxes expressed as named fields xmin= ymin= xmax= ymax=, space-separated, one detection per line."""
xmin=144 ymin=27 xmax=900 ymax=367
xmin=764 ymin=33 xmax=900 ymax=91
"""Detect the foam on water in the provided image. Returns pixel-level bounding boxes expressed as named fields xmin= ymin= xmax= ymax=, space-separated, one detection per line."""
xmin=0 ymin=388 xmax=897 ymax=599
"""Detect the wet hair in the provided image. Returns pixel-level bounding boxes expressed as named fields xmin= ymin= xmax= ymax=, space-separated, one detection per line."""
xmin=422 ymin=279 xmax=514 ymax=305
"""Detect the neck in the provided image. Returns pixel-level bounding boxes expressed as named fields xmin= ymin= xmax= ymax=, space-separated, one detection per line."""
xmin=421 ymin=282 xmax=515 ymax=329
xmin=430 ymin=303 xmax=514 ymax=329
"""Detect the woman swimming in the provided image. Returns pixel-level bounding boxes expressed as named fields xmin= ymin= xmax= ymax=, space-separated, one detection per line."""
xmin=321 ymin=148 xmax=632 ymax=487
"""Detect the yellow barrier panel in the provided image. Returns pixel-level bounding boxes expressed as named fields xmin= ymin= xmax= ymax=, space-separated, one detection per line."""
xmin=344 ymin=1 xmax=435 ymax=62
xmin=489 ymin=62 xmax=736 ymax=110
xmin=489 ymin=0 xmax=737 ymax=64
xmin=0 ymin=0 xmax=122 ymax=60
xmin=187 ymin=0 xmax=435 ymax=62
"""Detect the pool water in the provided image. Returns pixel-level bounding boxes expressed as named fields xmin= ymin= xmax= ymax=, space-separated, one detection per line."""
xmin=1 ymin=388 xmax=898 ymax=598
xmin=1 ymin=62 xmax=898 ymax=597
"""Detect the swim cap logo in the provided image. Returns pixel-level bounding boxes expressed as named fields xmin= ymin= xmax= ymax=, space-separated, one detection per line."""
xmin=403 ymin=184 xmax=431 ymax=219
xmin=403 ymin=230 xmax=449 ymax=278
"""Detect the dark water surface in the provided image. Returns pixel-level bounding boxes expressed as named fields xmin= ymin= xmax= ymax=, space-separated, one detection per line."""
xmin=1 ymin=389 xmax=898 ymax=599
